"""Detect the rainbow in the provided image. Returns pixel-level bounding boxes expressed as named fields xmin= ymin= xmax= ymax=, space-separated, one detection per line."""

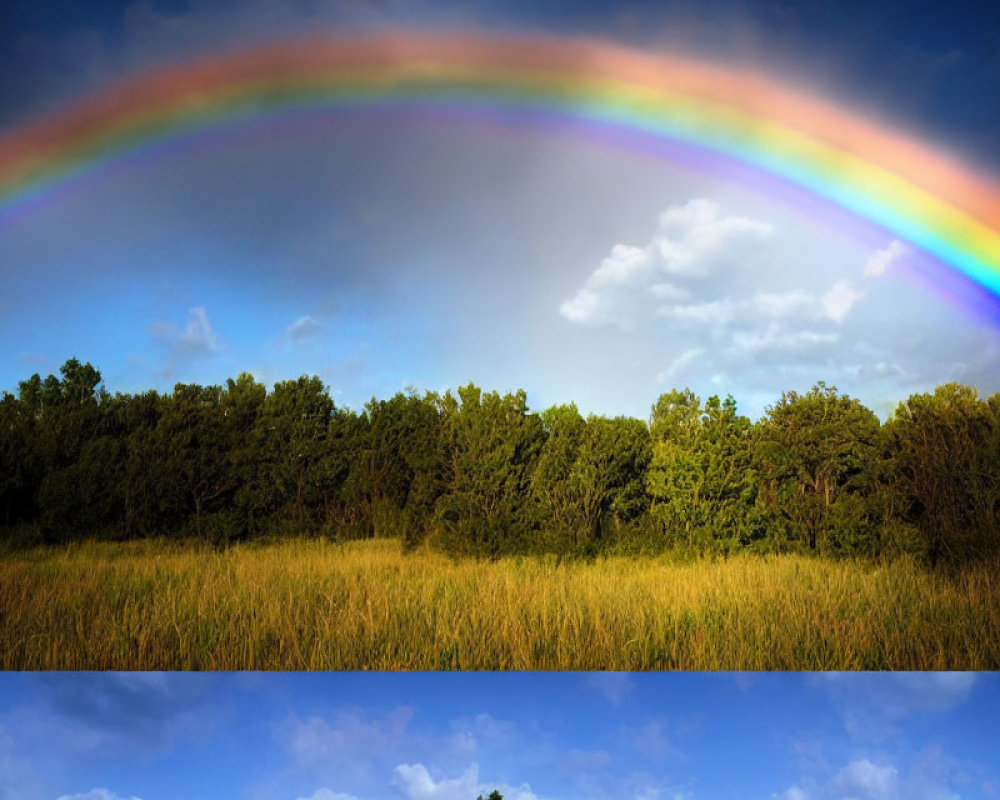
xmin=2 ymin=32 xmax=999 ymax=304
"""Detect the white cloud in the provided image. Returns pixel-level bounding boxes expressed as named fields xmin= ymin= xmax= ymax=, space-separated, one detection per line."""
xmin=821 ymin=280 xmax=864 ymax=323
xmin=658 ymin=286 xmax=848 ymax=327
xmin=552 ymin=200 xmax=995 ymax=416
xmin=776 ymin=744 xmax=978 ymax=800
xmin=655 ymin=198 xmax=774 ymax=276
xmin=560 ymin=198 xmax=771 ymax=331
xmin=835 ymin=760 xmax=898 ymax=800
xmin=661 ymin=298 xmax=737 ymax=324
xmin=390 ymin=762 xmax=544 ymax=800
xmin=732 ymin=325 xmax=838 ymax=355
xmin=56 ymin=790 xmax=142 ymax=800
xmin=491 ymin=783 xmax=542 ymax=800
xmin=558 ymin=200 xmax=916 ymax=390
xmin=149 ymin=306 xmax=221 ymax=356
xmin=752 ymin=290 xmax=817 ymax=318
xmin=558 ymin=242 xmax=672 ymax=332
xmin=392 ymin=763 xmax=479 ymax=800
xmin=864 ymin=240 xmax=907 ymax=278
xmin=295 ymin=790 xmax=360 ymax=800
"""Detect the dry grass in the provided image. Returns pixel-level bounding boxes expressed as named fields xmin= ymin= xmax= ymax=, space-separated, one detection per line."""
xmin=1 ymin=537 xmax=997 ymax=669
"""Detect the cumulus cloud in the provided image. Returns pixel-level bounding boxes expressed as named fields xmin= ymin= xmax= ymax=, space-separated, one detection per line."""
xmin=559 ymin=198 xmax=772 ymax=331
xmin=656 ymin=198 xmax=775 ymax=275
xmin=556 ymin=204 xmax=987 ymax=417
xmin=56 ymin=790 xmax=142 ymax=800
xmin=492 ymin=783 xmax=542 ymax=800
xmin=835 ymin=760 xmax=899 ymax=800
xmin=559 ymin=200 xmax=911 ymax=400
xmin=864 ymin=241 xmax=908 ymax=278
xmin=392 ymin=763 xmax=479 ymax=800
xmin=149 ymin=306 xmax=222 ymax=356
xmin=775 ymin=747 xmax=972 ymax=800
xmin=294 ymin=790 xmax=360 ymax=800
xmin=390 ymin=763 xmax=543 ymax=800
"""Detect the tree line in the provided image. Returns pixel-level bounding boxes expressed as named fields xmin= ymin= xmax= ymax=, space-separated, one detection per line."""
xmin=1 ymin=358 xmax=998 ymax=565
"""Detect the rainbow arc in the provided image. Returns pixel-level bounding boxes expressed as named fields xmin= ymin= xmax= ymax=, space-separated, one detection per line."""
xmin=2 ymin=32 xmax=999 ymax=301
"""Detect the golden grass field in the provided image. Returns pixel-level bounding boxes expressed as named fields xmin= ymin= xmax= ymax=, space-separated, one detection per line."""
xmin=1 ymin=537 xmax=997 ymax=669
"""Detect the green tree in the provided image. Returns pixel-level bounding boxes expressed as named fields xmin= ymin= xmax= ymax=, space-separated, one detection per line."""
xmin=153 ymin=383 xmax=237 ymax=539
xmin=647 ymin=391 xmax=755 ymax=551
xmin=354 ymin=391 xmax=449 ymax=542
xmin=233 ymin=374 xmax=324 ymax=533
xmin=434 ymin=384 xmax=545 ymax=556
xmin=116 ymin=390 xmax=164 ymax=538
xmin=0 ymin=391 xmax=37 ymax=527
xmin=570 ymin=415 xmax=650 ymax=543
xmin=25 ymin=359 xmax=108 ymax=540
xmin=883 ymin=383 xmax=1000 ymax=563
xmin=755 ymin=382 xmax=880 ymax=554
xmin=532 ymin=403 xmax=587 ymax=545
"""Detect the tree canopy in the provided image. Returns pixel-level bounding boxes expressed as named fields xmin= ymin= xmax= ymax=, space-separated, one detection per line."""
xmin=2 ymin=358 xmax=997 ymax=564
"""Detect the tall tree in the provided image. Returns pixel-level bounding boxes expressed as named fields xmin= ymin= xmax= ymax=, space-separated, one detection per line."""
xmin=435 ymin=385 xmax=544 ymax=556
xmin=647 ymin=391 xmax=755 ymax=550
xmin=571 ymin=415 xmax=650 ymax=543
xmin=755 ymin=383 xmax=880 ymax=554
xmin=532 ymin=403 xmax=587 ymax=544
xmin=153 ymin=383 xmax=235 ymax=539
xmin=884 ymin=384 xmax=1000 ymax=563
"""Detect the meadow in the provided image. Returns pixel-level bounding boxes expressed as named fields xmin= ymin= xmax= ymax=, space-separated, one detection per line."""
xmin=1 ymin=537 xmax=997 ymax=670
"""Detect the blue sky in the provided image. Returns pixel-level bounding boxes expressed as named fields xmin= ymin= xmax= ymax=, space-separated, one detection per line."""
xmin=2 ymin=0 xmax=1000 ymax=419
xmin=0 ymin=672 xmax=997 ymax=800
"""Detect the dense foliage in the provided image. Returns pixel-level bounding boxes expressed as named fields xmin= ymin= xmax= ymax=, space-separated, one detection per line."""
xmin=2 ymin=358 xmax=998 ymax=564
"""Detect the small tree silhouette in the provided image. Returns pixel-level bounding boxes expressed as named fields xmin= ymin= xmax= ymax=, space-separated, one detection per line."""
xmin=475 ymin=792 xmax=503 ymax=800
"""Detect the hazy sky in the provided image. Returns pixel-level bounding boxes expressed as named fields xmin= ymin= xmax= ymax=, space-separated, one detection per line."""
xmin=1 ymin=0 xmax=999 ymax=419
xmin=0 ymin=672 xmax=996 ymax=800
